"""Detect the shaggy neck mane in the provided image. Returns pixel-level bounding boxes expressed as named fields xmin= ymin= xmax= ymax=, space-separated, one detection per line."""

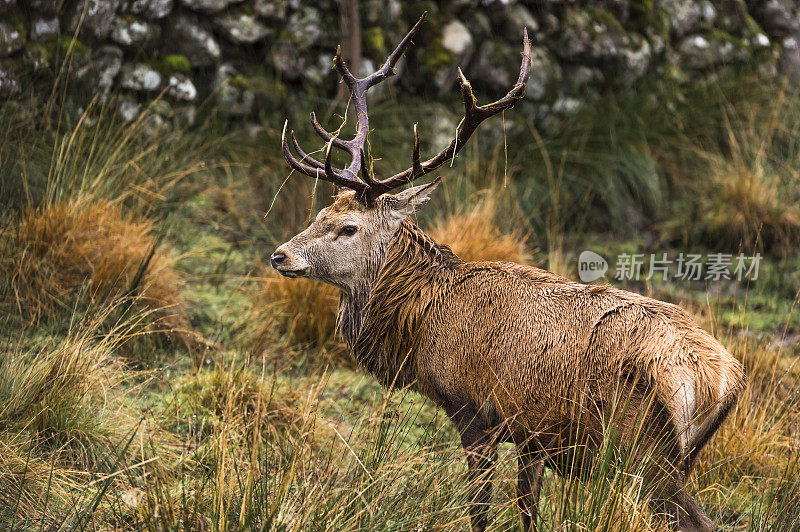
xmin=337 ymin=219 xmax=462 ymax=386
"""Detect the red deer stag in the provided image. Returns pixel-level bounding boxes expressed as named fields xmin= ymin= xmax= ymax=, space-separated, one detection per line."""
xmin=272 ymin=13 xmax=745 ymax=532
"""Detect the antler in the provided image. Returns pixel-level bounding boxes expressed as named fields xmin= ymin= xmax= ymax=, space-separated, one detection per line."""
xmin=281 ymin=13 xmax=532 ymax=206
xmin=281 ymin=12 xmax=427 ymax=201
xmin=363 ymin=31 xmax=531 ymax=203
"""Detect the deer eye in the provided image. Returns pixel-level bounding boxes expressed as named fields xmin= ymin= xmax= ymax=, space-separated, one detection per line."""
xmin=338 ymin=225 xmax=357 ymax=237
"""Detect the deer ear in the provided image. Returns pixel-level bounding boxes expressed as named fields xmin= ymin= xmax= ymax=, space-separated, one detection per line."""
xmin=387 ymin=178 xmax=441 ymax=219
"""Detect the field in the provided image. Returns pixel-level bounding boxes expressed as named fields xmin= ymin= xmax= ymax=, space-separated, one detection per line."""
xmin=2 ymin=70 xmax=800 ymax=531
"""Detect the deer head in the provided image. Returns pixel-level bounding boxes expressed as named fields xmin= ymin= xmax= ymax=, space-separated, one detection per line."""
xmin=271 ymin=13 xmax=531 ymax=291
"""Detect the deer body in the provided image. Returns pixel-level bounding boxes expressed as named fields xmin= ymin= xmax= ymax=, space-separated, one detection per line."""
xmin=273 ymin=15 xmax=745 ymax=530
xmin=350 ymin=220 xmax=744 ymax=455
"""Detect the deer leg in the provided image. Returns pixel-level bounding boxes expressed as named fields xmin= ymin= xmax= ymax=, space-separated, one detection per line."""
xmin=455 ymin=410 xmax=498 ymax=532
xmin=647 ymin=475 xmax=714 ymax=532
xmin=516 ymin=444 xmax=545 ymax=531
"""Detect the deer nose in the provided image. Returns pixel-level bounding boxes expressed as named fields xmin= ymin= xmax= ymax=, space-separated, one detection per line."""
xmin=270 ymin=251 xmax=286 ymax=269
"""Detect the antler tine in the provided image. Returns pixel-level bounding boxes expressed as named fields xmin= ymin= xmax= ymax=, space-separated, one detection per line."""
xmin=359 ymin=147 xmax=378 ymax=187
xmin=281 ymin=121 xmax=368 ymax=192
xmin=310 ymin=112 xmax=350 ymax=150
xmin=324 ymin=138 xmax=336 ymax=179
xmin=363 ymin=27 xmax=532 ymax=203
xmin=290 ymin=131 xmax=324 ymax=170
xmin=332 ymin=46 xmax=354 ymax=89
xmin=282 ymin=121 xmax=323 ymax=177
xmin=366 ymin=12 xmax=427 ymax=88
xmin=412 ymin=123 xmax=423 ymax=178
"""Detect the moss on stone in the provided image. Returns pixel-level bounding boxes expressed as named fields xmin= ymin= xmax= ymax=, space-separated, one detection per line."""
xmin=418 ymin=37 xmax=455 ymax=76
xmin=363 ymin=27 xmax=386 ymax=59
xmin=238 ymin=3 xmax=255 ymax=16
xmin=23 ymin=41 xmax=55 ymax=71
xmin=155 ymin=54 xmax=192 ymax=74
xmin=705 ymin=28 xmax=749 ymax=51
xmin=57 ymin=36 xmax=91 ymax=58
xmin=228 ymin=75 xmax=251 ymax=90
xmin=6 ymin=7 xmax=28 ymax=34
xmin=584 ymin=6 xmax=625 ymax=36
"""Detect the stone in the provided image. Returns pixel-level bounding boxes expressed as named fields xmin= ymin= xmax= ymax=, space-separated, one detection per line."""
xmin=0 ymin=19 xmax=25 ymax=56
xmin=562 ymin=65 xmax=604 ymax=91
xmin=526 ymin=46 xmax=560 ymax=100
xmin=554 ymin=8 xmax=630 ymax=63
xmin=90 ymin=45 xmax=124 ymax=90
xmin=66 ymin=0 xmax=121 ymax=43
xmin=164 ymin=13 xmax=221 ymax=67
xmin=213 ymin=11 xmax=271 ymax=44
xmin=472 ymin=39 xmax=517 ymax=91
xmin=302 ymin=54 xmax=334 ymax=86
xmin=253 ymin=0 xmax=286 ymax=20
xmin=28 ymin=0 xmax=58 ymax=16
xmin=677 ymin=33 xmax=749 ymax=70
xmin=272 ymin=40 xmax=305 ymax=81
xmin=619 ymin=33 xmax=651 ymax=83
xmin=441 ymin=20 xmax=473 ymax=57
xmin=429 ymin=108 xmax=458 ymax=153
xmin=179 ymin=0 xmax=241 ymax=14
xmin=121 ymin=0 xmax=174 ymax=19
xmin=120 ymin=62 xmax=162 ymax=91
xmin=167 ymin=73 xmax=197 ymax=100
xmin=118 ymin=99 xmax=142 ymax=122
xmin=493 ymin=4 xmax=539 ymax=37
xmin=111 ymin=15 xmax=161 ymax=48
xmin=657 ymin=0 xmax=702 ymax=37
xmin=552 ymin=96 xmax=582 ymax=116
xmin=780 ymin=36 xmax=800 ymax=80
xmin=215 ymin=63 xmax=255 ymax=116
xmin=30 ymin=17 xmax=59 ymax=41
xmin=752 ymin=0 xmax=800 ymax=38
xmin=700 ymin=1 xmax=716 ymax=25
xmin=285 ymin=6 xmax=323 ymax=47
xmin=0 ymin=61 xmax=20 ymax=97
xmin=463 ymin=10 xmax=492 ymax=42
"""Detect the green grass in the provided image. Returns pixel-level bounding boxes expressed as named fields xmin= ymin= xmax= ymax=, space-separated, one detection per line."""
xmin=1 ymin=67 xmax=800 ymax=530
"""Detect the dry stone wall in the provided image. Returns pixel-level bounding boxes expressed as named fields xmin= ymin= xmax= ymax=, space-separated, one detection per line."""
xmin=0 ymin=0 xmax=797 ymax=120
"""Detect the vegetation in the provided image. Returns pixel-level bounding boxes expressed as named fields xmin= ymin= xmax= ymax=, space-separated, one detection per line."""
xmin=1 ymin=64 xmax=800 ymax=530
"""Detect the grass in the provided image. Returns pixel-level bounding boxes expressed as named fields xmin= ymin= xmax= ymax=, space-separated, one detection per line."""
xmin=1 ymin=198 xmax=180 ymax=323
xmin=1 ymin=65 xmax=800 ymax=530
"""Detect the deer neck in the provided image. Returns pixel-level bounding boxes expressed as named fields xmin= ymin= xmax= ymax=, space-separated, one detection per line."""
xmin=337 ymin=219 xmax=462 ymax=382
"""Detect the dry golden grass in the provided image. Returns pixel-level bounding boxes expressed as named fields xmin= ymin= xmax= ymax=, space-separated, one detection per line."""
xmin=430 ymin=193 xmax=531 ymax=264
xmin=252 ymin=267 xmax=341 ymax=352
xmin=688 ymin=96 xmax=800 ymax=252
xmin=171 ymin=365 xmax=303 ymax=432
xmin=0 ymin=314 xmax=177 ymax=526
xmin=699 ymin=158 xmax=800 ymax=251
xmin=1 ymin=198 xmax=181 ymax=323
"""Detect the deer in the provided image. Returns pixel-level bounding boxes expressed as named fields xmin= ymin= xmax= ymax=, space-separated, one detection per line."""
xmin=271 ymin=13 xmax=746 ymax=532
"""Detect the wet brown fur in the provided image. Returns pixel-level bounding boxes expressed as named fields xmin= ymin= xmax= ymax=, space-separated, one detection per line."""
xmin=279 ymin=191 xmax=747 ymax=532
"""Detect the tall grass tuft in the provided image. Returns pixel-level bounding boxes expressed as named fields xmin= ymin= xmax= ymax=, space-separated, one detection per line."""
xmin=0 ymin=309 xmax=166 ymax=526
xmin=1 ymin=198 xmax=181 ymax=324
xmin=430 ymin=192 xmax=531 ymax=264
xmin=690 ymin=95 xmax=800 ymax=252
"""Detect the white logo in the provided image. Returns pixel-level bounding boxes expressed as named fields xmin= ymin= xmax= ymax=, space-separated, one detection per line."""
xmin=578 ymin=250 xmax=608 ymax=282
